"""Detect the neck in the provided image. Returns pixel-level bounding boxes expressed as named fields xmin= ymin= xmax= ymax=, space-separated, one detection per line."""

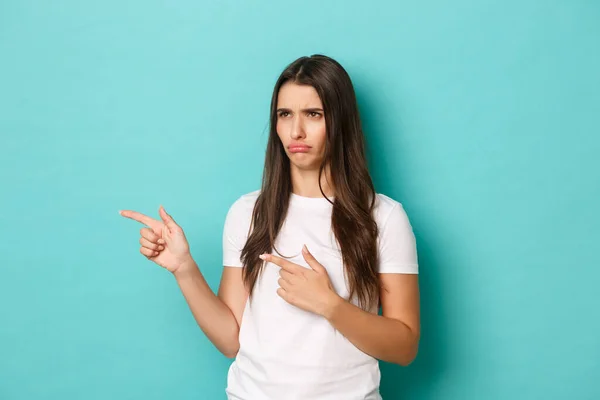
xmin=290 ymin=164 xmax=334 ymax=198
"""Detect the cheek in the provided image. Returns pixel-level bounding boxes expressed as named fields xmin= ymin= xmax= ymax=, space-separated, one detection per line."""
xmin=276 ymin=120 xmax=287 ymax=143
xmin=310 ymin=122 xmax=327 ymax=149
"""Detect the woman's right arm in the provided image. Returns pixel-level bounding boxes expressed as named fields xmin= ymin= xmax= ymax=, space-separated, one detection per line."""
xmin=119 ymin=205 xmax=248 ymax=359
xmin=173 ymin=262 xmax=248 ymax=359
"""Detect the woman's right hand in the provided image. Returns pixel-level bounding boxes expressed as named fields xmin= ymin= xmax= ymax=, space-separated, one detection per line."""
xmin=119 ymin=205 xmax=194 ymax=274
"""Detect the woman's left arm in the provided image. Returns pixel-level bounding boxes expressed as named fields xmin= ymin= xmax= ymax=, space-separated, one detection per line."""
xmin=323 ymin=273 xmax=420 ymax=366
xmin=266 ymin=197 xmax=421 ymax=366
xmin=267 ymin=245 xmax=421 ymax=367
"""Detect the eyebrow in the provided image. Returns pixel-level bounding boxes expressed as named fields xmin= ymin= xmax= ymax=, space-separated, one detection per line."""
xmin=276 ymin=107 xmax=324 ymax=113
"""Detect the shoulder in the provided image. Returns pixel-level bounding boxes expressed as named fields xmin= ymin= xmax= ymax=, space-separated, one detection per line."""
xmin=373 ymin=193 xmax=406 ymax=224
xmin=225 ymin=189 xmax=261 ymax=222
xmin=372 ymin=193 xmax=418 ymax=272
xmin=222 ymin=191 xmax=261 ymax=258
xmin=232 ymin=189 xmax=261 ymax=208
xmin=373 ymin=193 xmax=415 ymax=238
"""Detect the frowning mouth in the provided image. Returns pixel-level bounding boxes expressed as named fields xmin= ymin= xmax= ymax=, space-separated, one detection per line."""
xmin=288 ymin=144 xmax=311 ymax=153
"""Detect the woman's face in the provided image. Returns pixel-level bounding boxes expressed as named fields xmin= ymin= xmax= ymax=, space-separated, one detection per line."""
xmin=276 ymin=82 xmax=327 ymax=171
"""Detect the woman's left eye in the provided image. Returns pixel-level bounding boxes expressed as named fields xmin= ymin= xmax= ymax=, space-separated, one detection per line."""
xmin=308 ymin=112 xmax=321 ymax=117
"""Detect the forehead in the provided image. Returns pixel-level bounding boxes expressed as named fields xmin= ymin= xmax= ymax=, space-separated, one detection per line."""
xmin=277 ymin=82 xmax=322 ymax=107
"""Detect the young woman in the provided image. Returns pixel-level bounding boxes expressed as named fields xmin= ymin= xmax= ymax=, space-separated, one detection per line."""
xmin=120 ymin=54 xmax=420 ymax=400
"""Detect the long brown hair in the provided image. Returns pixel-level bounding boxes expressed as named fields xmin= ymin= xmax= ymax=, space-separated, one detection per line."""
xmin=240 ymin=54 xmax=380 ymax=310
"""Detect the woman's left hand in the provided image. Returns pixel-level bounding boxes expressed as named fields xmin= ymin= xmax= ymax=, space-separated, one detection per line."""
xmin=260 ymin=245 xmax=342 ymax=317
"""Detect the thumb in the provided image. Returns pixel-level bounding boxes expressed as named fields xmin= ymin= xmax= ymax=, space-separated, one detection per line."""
xmin=159 ymin=205 xmax=178 ymax=229
xmin=302 ymin=245 xmax=325 ymax=273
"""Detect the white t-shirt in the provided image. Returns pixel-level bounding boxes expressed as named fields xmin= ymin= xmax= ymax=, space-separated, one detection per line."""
xmin=222 ymin=190 xmax=419 ymax=400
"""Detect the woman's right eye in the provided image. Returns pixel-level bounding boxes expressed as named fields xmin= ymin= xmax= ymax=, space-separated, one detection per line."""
xmin=278 ymin=111 xmax=290 ymax=118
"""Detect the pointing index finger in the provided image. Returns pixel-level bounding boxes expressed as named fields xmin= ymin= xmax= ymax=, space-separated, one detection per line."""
xmin=261 ymin=253 xmax=303 ymax=274
xmin=119 ymin=210 xmax=158 ymax=227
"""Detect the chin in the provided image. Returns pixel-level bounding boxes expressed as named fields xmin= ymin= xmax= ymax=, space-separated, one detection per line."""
xmin=286 ymin=151 xmax=323 ymax=169
xmin=291 ymin=160 xmax=322 ymax=172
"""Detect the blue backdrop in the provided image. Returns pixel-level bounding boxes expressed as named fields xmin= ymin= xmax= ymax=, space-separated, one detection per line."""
xmin=1 ymin=1 xmax=598 ymax=399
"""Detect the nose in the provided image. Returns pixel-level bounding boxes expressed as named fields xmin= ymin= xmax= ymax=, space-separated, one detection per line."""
xmin=290 ymin=115 xmax=306 ymax=140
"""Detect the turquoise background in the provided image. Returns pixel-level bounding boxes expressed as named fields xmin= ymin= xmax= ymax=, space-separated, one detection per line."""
xmin=1 ymin=1 xmax=598 ymax=399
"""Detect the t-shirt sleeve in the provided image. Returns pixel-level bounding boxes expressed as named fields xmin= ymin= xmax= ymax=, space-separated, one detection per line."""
xmin=378 ymin=202 xmax=419 ymax=274
xmin=222 ymin=198 xmax=251 ymax=268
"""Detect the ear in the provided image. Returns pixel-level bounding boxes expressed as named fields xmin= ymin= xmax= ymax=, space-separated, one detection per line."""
xmin=302 ymin=245 xmax=326 ymax=273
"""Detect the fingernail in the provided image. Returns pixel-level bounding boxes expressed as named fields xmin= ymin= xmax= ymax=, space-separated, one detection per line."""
xmin=158 ymin=239 xmax=165 ymax=244
xmin=259 ymin=254 xmax=267 ymax=260
xmin=302 ymin=244 xmax=308 ymax=253
xmin=158 ymin=246 xmax=164 ymax=251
